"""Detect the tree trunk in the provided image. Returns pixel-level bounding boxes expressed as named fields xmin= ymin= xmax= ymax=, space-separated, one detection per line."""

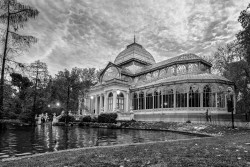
xmin=0 ymin=1 xmax=10 ymax=119
xmin=32 ymin=68 xmax=39 ymax=125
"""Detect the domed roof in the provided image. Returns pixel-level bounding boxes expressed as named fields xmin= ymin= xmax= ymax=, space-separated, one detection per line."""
xmin=114 ymin=42 xmax=156 ymax=65
xmin=169 ymin=53 xmax=205 ymax=62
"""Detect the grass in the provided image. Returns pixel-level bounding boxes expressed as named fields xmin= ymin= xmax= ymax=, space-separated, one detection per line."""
xmin=1 ymin=122 xmax=250 ymax=167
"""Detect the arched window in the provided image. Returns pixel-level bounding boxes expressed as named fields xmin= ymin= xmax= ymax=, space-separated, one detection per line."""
xmin=159 ymin=90 xmax=162 ymax=108
xmin=203 ymin=85 xmax=216 ymax=107
xmin=159 ymin=69 xmax=167 ymax=78
xmin=217 ymin=86 xmax=225 ymax=108
xmin=177 ymin=65 xmax=187 ymax=75
xmin=146 ymin=91 xmax=153 ymax=109
xmin=146 ymin=73 xmax=152 ymax=81
xmin=163 ymin=89 xmax=174 ymax=108
xmin=154 ymin=90 xmax=159 ymax=108
xmin=117 ymin=93 xmax=124 ymax=110
xmin=167 ymin=66 xmax=175 ymax=76
xmin=176 ymin=87 xmax=187 ymax=107
xmin=139 ymin=92 xmax=145 ymax=109
xmin=108 ymin=92 xmax=113 ymax=111
xmin=188 ymin=63 xmax=198 ymax=74
xmin=189 ymin=85 xmax=200 ymax=107
xmin=133 ymin=93 xmax=138 ymax=110
xmin=152 ymin=71 xmax=159 ymax=79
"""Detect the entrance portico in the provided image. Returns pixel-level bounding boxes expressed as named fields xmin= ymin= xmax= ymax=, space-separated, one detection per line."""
xmin=85 ymin=79 xmax=130 ymax=115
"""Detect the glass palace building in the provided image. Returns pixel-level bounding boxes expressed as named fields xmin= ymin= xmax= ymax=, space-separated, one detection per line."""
xmin=79 ymin=41 xmax=236 ymax=122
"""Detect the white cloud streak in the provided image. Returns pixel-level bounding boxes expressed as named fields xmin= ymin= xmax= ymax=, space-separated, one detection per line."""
xmin=13 ymin=0 xmax=250 ymax=75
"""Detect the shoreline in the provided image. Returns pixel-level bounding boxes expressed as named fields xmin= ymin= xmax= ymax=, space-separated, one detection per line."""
xmin=2 ymin=136 xmax=212 ymax=162
xmin=1 ymin=121 xmax=249 ymax=166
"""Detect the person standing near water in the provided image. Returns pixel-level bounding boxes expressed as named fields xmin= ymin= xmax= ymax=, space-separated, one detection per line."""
xmin=206 ymin=109 xmax=211 ymax=122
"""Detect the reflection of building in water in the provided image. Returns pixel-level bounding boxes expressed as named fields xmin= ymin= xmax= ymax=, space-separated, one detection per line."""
xmin=79 ymin=39 xmax=236 ymax=122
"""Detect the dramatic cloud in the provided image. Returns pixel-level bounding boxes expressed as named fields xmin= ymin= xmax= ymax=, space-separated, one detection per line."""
xmin=15 ymin=0 xmax=250 ymax=75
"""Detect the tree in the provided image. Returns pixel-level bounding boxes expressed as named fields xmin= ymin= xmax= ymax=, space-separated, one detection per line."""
xmin=51 ymin=68 xmax=98 ymax=117
xmin=29 ymin=60 xmax=49 ymax=124
xmin=237 ymin=4 xmax=250 ymax=64
xmin=212 ymin=41 xmax=244 ymax=75
xmin=0 ymin=0 xmax=39 ymax=119
xmin=212 ymin=41 xmax=250 ymax=114
xmin=9 ymin=72 xmax=33 ymax=122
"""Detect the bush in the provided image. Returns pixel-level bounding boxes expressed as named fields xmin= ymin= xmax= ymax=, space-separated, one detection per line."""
xmin=81 ymin=116 xmax=92 ymax=122
xmin=98 ymin=113 xmax=117 ymax=123
xmin=58 ymin=115 xmax=75 ymax=123
xmin=186 ymin=120 xmax=191 ymax=123
xmin=92 ymin=117 xmax=98 ymax=123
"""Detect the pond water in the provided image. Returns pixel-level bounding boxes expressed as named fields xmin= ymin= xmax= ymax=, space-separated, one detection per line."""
xmin=0 ymin=124 xmax=198 ymax=159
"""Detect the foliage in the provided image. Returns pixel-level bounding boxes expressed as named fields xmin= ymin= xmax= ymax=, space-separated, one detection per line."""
xmin=237 ymin=4 xmax=250 ymax=64
xmin=0 ymin=0 xmax=39 ymax=119
xmin=212 ymin=3 xmax=250 ymax=114
xmin=6 ymin=72 xmax=33 ymax=122
xmin=97 ymin=113 xmax=117 ymax=123
xmin=58 ymin=115 xmax=75 ymax=123
xmin=81 ymin=115 xmax=92 ymax=122
xmin=91 ymin=117 xmax=98 ymax=123
xmin=51 ymin=68 xmax=98 ymax=113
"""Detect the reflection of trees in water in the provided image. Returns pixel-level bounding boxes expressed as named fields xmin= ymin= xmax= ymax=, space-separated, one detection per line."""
xmin=1 ymin=126 xmax=196 ymax=158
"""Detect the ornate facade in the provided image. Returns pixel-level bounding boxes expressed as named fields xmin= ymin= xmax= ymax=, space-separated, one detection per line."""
xmin=79 ymin=41 xmax=236 ymax=122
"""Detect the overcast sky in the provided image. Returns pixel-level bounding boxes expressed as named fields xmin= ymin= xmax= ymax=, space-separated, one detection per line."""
xmin=16 ymin=0 xmax=249 ymax=76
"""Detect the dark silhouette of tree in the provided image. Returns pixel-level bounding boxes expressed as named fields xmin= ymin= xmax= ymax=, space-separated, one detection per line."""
xmin=0 ymin=0 xmax=39 ymax=119
xmin=212 ymin=4 xmax=250 ymax=116
xmin=237 ymin=4 xmax=250 ymax=64
xmin=9 ymin=72 xmax=33 ymax=122
xmin=29 ymin=60 xmax=49 ymax=124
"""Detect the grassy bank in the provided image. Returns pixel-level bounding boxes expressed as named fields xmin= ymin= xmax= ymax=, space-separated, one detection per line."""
xmin=1 ymin=122 xmax=250 ymax=167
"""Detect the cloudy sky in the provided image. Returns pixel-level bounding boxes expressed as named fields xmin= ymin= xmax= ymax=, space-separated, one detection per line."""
xmin=16 ymin=0 xmax=249 ymax=75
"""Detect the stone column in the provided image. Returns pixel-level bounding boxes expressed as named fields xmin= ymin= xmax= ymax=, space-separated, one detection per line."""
xmin=113 ymin=91 xmax=117 ymax=112
xmin=225 ymin=93 xmax=227 ymax=109
xmin=215 ymin=93 xmax=218 ymax=108
xmin=94 ymin=95 xmax=98 ymax=115
xmin=100 ymin=94 xmax=103 ymax=114
xmin=104 ymin=92 xmax=108 ymax=113
xmin=161 ymin=91 xmax=163 ymax=108
xmin=187 ymin=92 xmax=189 ymax=108
xmin=130 ymin=92 xmax=133 ymax=111
xmin=158 ymin=89 xmax=160 ymax=109
xmin=152 ymin=91 xmax=154 ymax=109
xmin=144 ymin=91 xmax=146 ymax=109
xmin=137 ymin=92 xmax=139 ymax=110
xmin=173 ymin=89 xmax=176 ymax=108
xmin=126 ymin=92 xmax=129 ymax=112
xmin=200 ymin=92 xmax=203 ymax=108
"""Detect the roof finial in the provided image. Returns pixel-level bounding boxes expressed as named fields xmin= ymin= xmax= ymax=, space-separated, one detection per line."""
xmin=134 ymin=30 xmax=136 ymax=43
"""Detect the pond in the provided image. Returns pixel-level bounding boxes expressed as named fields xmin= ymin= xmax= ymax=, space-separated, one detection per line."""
xmin=0 ymin=124 xmax=199 ymax=159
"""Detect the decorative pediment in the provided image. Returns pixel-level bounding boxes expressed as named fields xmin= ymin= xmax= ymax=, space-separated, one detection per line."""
xmin=101 ymin=62 xmax=120 ymax=82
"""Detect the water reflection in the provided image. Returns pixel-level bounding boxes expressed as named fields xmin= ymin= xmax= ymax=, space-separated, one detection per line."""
xmin=0 ymin=124 xmax=196 ymax=159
